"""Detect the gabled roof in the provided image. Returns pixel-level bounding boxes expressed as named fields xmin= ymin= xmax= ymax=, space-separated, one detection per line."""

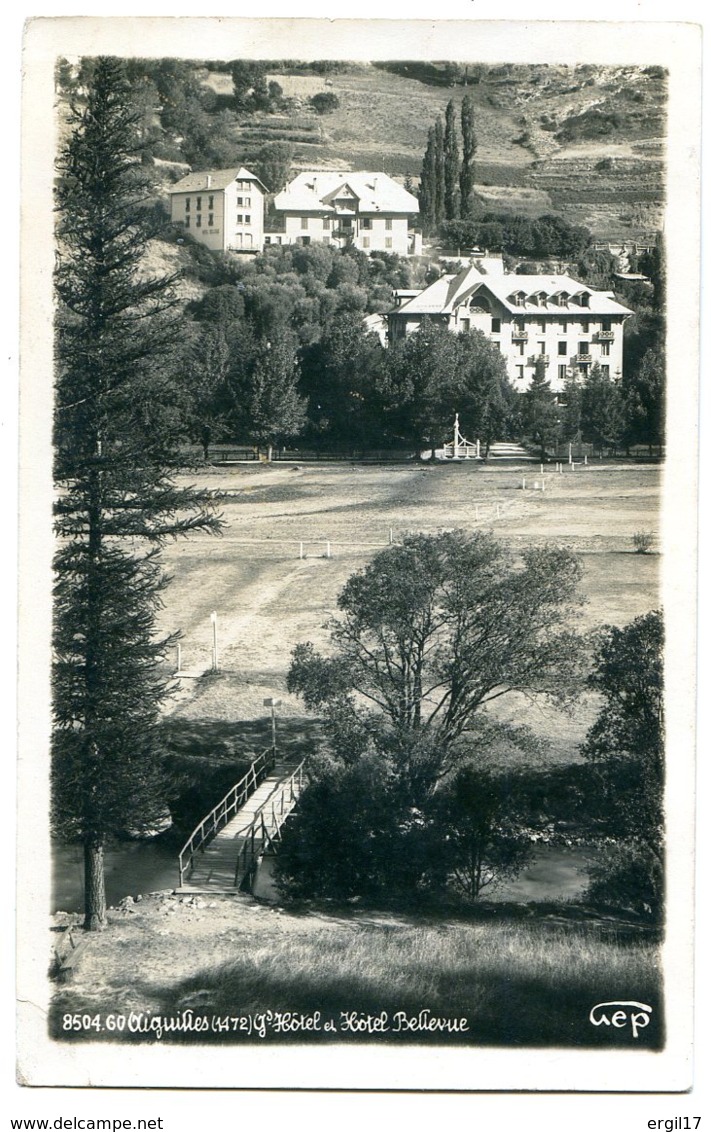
xmin=391 ymin=267 xmax=633 ymax=318
xmin=168 ymin=166 xmax=267 ymax=194
xmin=274 ymin=170 xmax=419 ymax=215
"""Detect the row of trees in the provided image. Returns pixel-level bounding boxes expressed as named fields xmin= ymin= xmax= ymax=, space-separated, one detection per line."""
xmin=276 ymin=532 xmax=663 ymax=916
xmin=419 ymin=96 xmax=478 ymax=231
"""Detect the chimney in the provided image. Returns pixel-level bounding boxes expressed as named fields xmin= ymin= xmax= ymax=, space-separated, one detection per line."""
xmin=206 ymin=175 xmax=212 ymax=189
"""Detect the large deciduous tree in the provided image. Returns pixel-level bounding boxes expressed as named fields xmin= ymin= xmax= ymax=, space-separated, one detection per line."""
xmin=53 ymin=57 xmax=219 ymax=930
xmin=582 ymin=610 xmax=664 ymax=915
xmin=288 ymin=530 xmax=583 ymax=806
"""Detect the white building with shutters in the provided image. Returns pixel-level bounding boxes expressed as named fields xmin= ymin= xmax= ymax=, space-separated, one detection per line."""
xmin=270 ymin=170 xmax=421 ymax=257
xmin=168 ymin=166 xmax=267 ymax=253
xmin=387 ymin=259 xmax=633 ymax=390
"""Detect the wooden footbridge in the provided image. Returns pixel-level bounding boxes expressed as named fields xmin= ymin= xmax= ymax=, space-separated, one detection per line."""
xmin=177 ymin=747 xmax=305 ymax=893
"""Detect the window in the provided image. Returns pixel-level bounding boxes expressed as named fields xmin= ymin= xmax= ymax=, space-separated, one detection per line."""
xmin=460 ymin=318 xmax=470 ymax=331
xmin=237 ymin=214 xmax=243 ymax=223
xmin=385 ymin=218 xmax=393 ymax=230
xmin=237 ymin=197 xmax=243 ymax=206
xmin=558 ymin=364 xmax=567 ymax=381
xmin=185 ymin=198 xmax=190 ymax=211
xmin=516 ymin=365 xmax=525 ymax=381
xmin=361 ymin=218 xmax=372 ymax=229
xmin=581 ymin=321 xmax=590 ymax=334
xmin=301 ymin=216 xmax=308 ymax=230
xmin=559 ymin=320 xmax=567 ymax=333
xmin=538 ymin=341 xmax=546 ymax=355
xmin=208 ymin=196 xmax=214 ymax=209
xmin=245 ymin=197 xmax=251 ymax=207
xmin=196 ymin=215 xmax=202 ymax=227
xmin=323 ymin=218 xmax=331 ymax=229
xmin=579 ymin=292 xmax=590 ymax=307
xmin=208 ymin=213 xmax=214 ymax=226
xmin=362 ymin=236 xmax=370 ymax=249
xmin=517 ymin=341 xmax=525 ymax=355
xmin=601 ymin=365 xmax=610 ymax=379
xmin=602 ymin=318 xmax=612 ymax=332
xmin=245 ymin=215 xmax=251 ymax=224
xmin=196 ymin=197 xmax=202 ymax=211
xmin=184 ymin=217 xmax=190 ymax=228
xmin=601 ymin=341 xmax=611 ymax=356
xmin=514 ymin=318 xmax=525 ymax=332
xmin=385 ymin=237 xmax=392 ymax=249
xmin=579 ymin=341 xmax=589 ymax=354
xmin=491 ymin=317 xmax=501 ymax=333
xmin=558 ymin=341 xmax=567 ymax=355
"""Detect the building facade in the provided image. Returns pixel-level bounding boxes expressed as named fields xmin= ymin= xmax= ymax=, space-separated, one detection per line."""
xmin=168 ymin=167 xmax=267 ymax=253
xmin=387 ymin=261 xmax=633 ymax=390
xmin=271 ymin=171 xmax=421 ymax=257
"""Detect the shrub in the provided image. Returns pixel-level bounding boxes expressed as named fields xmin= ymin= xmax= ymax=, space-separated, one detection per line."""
xmin=633 ymin=530 xmax=654 ymax=554
xmin=310 ymin=92 xmax=340 ymax=115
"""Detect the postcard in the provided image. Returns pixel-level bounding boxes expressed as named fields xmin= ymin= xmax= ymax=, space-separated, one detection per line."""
xmin=15 ymin=14 xmax=702 ymax=1095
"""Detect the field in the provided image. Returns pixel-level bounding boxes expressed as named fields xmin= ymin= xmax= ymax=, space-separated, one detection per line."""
xmin=157 ymin=461 xmax=660 ymax=766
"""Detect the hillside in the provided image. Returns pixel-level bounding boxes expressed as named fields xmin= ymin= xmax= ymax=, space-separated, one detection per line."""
xmin=204 ymin=61 xmax=666 ymax=242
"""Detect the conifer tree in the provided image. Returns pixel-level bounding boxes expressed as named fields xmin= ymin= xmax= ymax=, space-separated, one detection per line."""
xmin=53 ymin=57 xmax=219 ymax=930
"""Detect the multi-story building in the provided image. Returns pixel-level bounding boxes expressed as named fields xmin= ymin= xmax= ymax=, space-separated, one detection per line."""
xmin=271 ymin=170 xmax=421 ymax=257
xmin=168 ymin=167 xmax=266 ymax=253
xmin=387 ymin=260 xmax=633 ymax=390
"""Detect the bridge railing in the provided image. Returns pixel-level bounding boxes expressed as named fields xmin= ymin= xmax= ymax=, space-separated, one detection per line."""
xmin=234 ymin=759 xmax=306 ymax=889
xmin=178 ymin=746 xmax=276 ymax=887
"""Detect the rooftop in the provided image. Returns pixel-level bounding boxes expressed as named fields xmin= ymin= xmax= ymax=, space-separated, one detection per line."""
xmin=168 ymin=166 xmax=267 ymax=195
xmin=275 ymin=170 xmax=419 ymax=215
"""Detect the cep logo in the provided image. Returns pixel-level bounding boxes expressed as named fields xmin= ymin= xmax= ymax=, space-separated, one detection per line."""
xmin=589 ymin=1000 xmax=653 ymax=1038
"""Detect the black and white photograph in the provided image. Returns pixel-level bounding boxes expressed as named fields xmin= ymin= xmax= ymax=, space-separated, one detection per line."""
xmin=12 ymin=10 xmax=704 ymax=1104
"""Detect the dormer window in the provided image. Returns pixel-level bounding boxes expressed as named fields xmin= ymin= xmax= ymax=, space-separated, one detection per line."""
xmin=510 ymin=291 xmax=526 ymax=307
xmin=557 ymin=291 xmax=569 ymax=306
xmin=577 ymin=291 xmax=590 ymax=308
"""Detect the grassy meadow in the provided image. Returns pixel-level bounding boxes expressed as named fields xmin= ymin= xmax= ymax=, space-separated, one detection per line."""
xmin=50 ymin=895 xmax=663 ymax=1047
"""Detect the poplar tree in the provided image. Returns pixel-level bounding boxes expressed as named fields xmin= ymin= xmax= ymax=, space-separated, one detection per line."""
xmin=433 ymin=116 xmax=446 ymax=228
xmin=419 ymin=126 xmax=438 ymax=234
xmin=443 ymin=99 xmax=460 ymax=220
xmin=460 ymin=93 xmax=478 ymax=219
xmin=53 ymin=57 xmax=219 ymax=930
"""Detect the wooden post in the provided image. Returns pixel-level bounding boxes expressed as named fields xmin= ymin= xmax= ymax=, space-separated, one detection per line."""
xmin=176 ymin=643 xmax=182 ymax=673
xmin=568 ymin=442 xmax=573 ymax=465
xmin=389 ymin=528 xmax=394 ymax=544
xmin=210 ymin=611 xmax=218 ymax=673
xmin=522 ymin=477 xmax=526 ymax=490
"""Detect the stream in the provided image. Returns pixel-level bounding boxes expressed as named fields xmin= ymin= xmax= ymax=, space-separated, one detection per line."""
xmin=52 ymin=841 xmax=598 ymax=913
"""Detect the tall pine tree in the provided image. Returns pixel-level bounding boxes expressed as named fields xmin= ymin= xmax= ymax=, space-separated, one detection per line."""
xmin=53 ymin=58 xmax=220 ymax=930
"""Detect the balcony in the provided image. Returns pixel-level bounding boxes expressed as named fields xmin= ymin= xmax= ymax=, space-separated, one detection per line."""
xmin=511 ymin=329 xmax=528 ymax=341
xmin=593 ymin=331 xmax=615 ymax=342
xmin=571 ymin=353 xmax=592 ymax=365
xmin=528 ymin=354 xmax=550 ymax=366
